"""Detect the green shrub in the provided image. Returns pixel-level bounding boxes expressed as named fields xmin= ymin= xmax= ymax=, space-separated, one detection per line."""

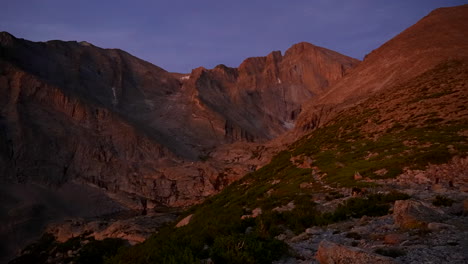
xmin=10 ymin=233 xmax=57 ymax=264
xmin=210 ymin=234 xmax=287 ymax=264
xmin=374 ymin=247 xmax=406 ymax=258
xmin=76 ymin=238 xmax=127 ymax=264
xmin=432 ymin=195 xmax=454 ymax=207
xmin=345 ymin=232 xmax=362 ymax=240
xmin=56 ymin=236 xmax=82 ymax=253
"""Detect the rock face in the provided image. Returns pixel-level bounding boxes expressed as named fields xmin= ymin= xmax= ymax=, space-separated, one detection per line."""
xmin=46 ymin=213 xmax=177 ymax=245
xmin=175 ymin=214 xmax=193 ymax=228
xmin=296 ymin=4 xmax=468 ymax=132
xmin=186 ymin=43 xmax=358 ymax=142
xmin=0 ymin=31 xmax=358 ymax=261
xmin=0 ymin=182 xmax=125 ymax=264
xmin=315 ymin=240 xmax=397 ymax=264
xmin=0 ymin=31 xmax=358 ymax=207
xmin=393 ymin=200 xmax=446 ymax=229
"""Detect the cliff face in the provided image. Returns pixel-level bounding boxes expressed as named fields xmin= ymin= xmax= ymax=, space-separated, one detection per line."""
xmin=296 ymin=5 xmax=468 ymax=132
xmin=185 ymin=43 xmax=358 ymax=142
xmin=0 ymin=32 xmax=358 ymax=209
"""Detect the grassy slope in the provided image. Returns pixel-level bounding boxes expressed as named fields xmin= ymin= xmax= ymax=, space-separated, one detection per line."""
xmin=108 ymin=60 xmax=467 ymax=263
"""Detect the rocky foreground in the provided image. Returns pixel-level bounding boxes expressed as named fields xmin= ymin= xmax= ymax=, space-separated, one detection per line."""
xmin=266 ymin=157 xmax=468 ymax=264
xmin=277 ymin=188 xmax=468 ymax=263
xmin=11 ymin=157 xmax=467 ymax=264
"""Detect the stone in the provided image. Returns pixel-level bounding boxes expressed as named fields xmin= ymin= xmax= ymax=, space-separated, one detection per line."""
xmin=175 ymin=214 xmax=193 ymax=228
xmin=354 ymin=172 xmax=363 ymax=180
xmin=384 ymin=233 xmax=408 ymax=245
xmin=414 ymin=173 xmax=431 ymax=184
xmin=252 ymin=208 xmax=262 ymax=217
xmin=46 ymin=213 xmax=177 ymax=246
xmin=305 ymin=227 xmax=323 ymax=235
xmin=241 ymin=208 xmax=263 ymax=220
xmin=427 ymin=222 xmax=455 ymax=231
xmin=275 ymin=234 xmax=288 ymax=241
xmin=273 ymin=202 xmax=295 ymax=213
xmin=315 ymin=240 xmax=397 ymax=264
xmin=393 ymin=200 xmax=446 ymax=229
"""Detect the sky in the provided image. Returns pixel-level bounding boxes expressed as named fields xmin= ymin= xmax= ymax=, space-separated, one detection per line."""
xmin=1 ymin=0 xmax=467 ymax=73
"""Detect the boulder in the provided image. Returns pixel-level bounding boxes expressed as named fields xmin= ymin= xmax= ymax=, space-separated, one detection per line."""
xmin=315 ymin=240 xmax=397 ymax=264
xmin=427 ymin=222 xmax=455 ymax=231
xmin=175 ymin=214 xmax=193 ymax=228
xmin=384 ymin=233 xmax=408 ymax=245
xmin=393 ymin=200 xmax=445 ymax=229
xmin=241 ymin=208 xmax=262 ymax=219
xmin=273 ymin=201 xmax=295 ymax=213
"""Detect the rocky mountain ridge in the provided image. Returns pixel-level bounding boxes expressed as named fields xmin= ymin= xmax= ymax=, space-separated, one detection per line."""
xmin=3 ymin=4 xmax=468 ymax=264
xmin=0 ymin=29 xmax=358 ymax=263
xmin=295 ymin=4 xmax=468 ymax=132
xmin=0 ymin=31 xmax=358 ymax=207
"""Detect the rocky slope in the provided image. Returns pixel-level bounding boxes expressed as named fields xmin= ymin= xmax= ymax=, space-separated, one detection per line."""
xmin=0 ymin=31 xmax=358 ymax=208
xmin=81 ymin=5 xmax=467 ymax=264
xmin=5 ymin=4 xmax=468 ymax=264
xmin=296 ymin=4 xmax=468 ymax=132
xmin=104 ymin=57 xmax=468 ymax=264
xmin=0 ymin=29 xmax=357 ymax=262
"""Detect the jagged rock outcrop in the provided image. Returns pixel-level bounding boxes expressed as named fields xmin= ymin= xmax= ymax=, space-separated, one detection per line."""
xmin=393 ymin=200 xmax=446 ymax=229
xmin=184 ymin=43 xmax=358 ymax=142
xmin=0 ymin=33 xmax=358 ymax=262
xmin=0 ymin=31 xmax=358 ymax=205
xmin=296 ymin=4 xmax=468 ymax=132
xmin=46 ymin=213 xmax=177 ymax=245
xmin=0 ymin=60 xmax=215 ymax=207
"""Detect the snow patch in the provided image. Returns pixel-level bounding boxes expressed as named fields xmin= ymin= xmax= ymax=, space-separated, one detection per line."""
xmin=145 ymin=99 xmax=155 ymax=109
xmin=283 ymin=121 xmax=295 ymax=129
xmin=111 ymin=87 xmax=118 ymax=106
xmin=180 ymin=75 xmax=190 ymax=81
xmin=277 ymin=78 xmax=282 ymax=84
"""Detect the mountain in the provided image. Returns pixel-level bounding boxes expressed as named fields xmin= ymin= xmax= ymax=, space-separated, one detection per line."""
xmin=0 ymin=31 xmax=358 ymax=204
xmin=5 ymin=4 xmax=468 ymax=264
xmin=296 ymin=4 xmax=468 ymax=132
xmin=92 ymin=4 xmax=466 ymax=264
xmin=0 ymin=31 xmax=358 ymax=262
xmin=184 ymin=43 xmax=358 ymax=142
xmin=110 ymin=59 xmax=468 ymax=264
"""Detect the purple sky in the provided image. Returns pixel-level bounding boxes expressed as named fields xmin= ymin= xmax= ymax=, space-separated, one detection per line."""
xmin=1 ymin=0 xmax=467 ymax=73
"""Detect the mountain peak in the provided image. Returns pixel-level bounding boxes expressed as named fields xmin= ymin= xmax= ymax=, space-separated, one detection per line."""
xmin=426 ymin=3 xmax=468 ymax=17
xmin=284 ymin=42 xmax=318 ymax=56
xmin=296 ymin=4 xmax=468 ymax=133
xmin=0 ymin=31 xmax=16 ymax=46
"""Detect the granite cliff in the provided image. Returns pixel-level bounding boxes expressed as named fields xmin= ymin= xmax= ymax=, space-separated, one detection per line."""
xmin=0 ymin=30 xmax=358 ymax=262
xmin=0 ymin=31 xmax=358 ymax=207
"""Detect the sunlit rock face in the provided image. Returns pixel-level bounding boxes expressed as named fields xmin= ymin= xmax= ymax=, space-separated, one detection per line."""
xmin=296 ymin=5 xmax=468 ymax=132
xmin=0 ymin=31 xmax=358 ymax=209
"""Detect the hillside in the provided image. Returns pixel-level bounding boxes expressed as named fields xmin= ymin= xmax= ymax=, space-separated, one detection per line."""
xmin=0 ymin=31 xmax=357 ymax=206
xmin=5 ymin=4 xmax=468 ymax=264
xmin=103 ymin=58 xmax=468 ymax=264
xmin=0 ymin=31 xmax=357 ymax=262
xmin=296 ymin=4 xmax=468 ymax=132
